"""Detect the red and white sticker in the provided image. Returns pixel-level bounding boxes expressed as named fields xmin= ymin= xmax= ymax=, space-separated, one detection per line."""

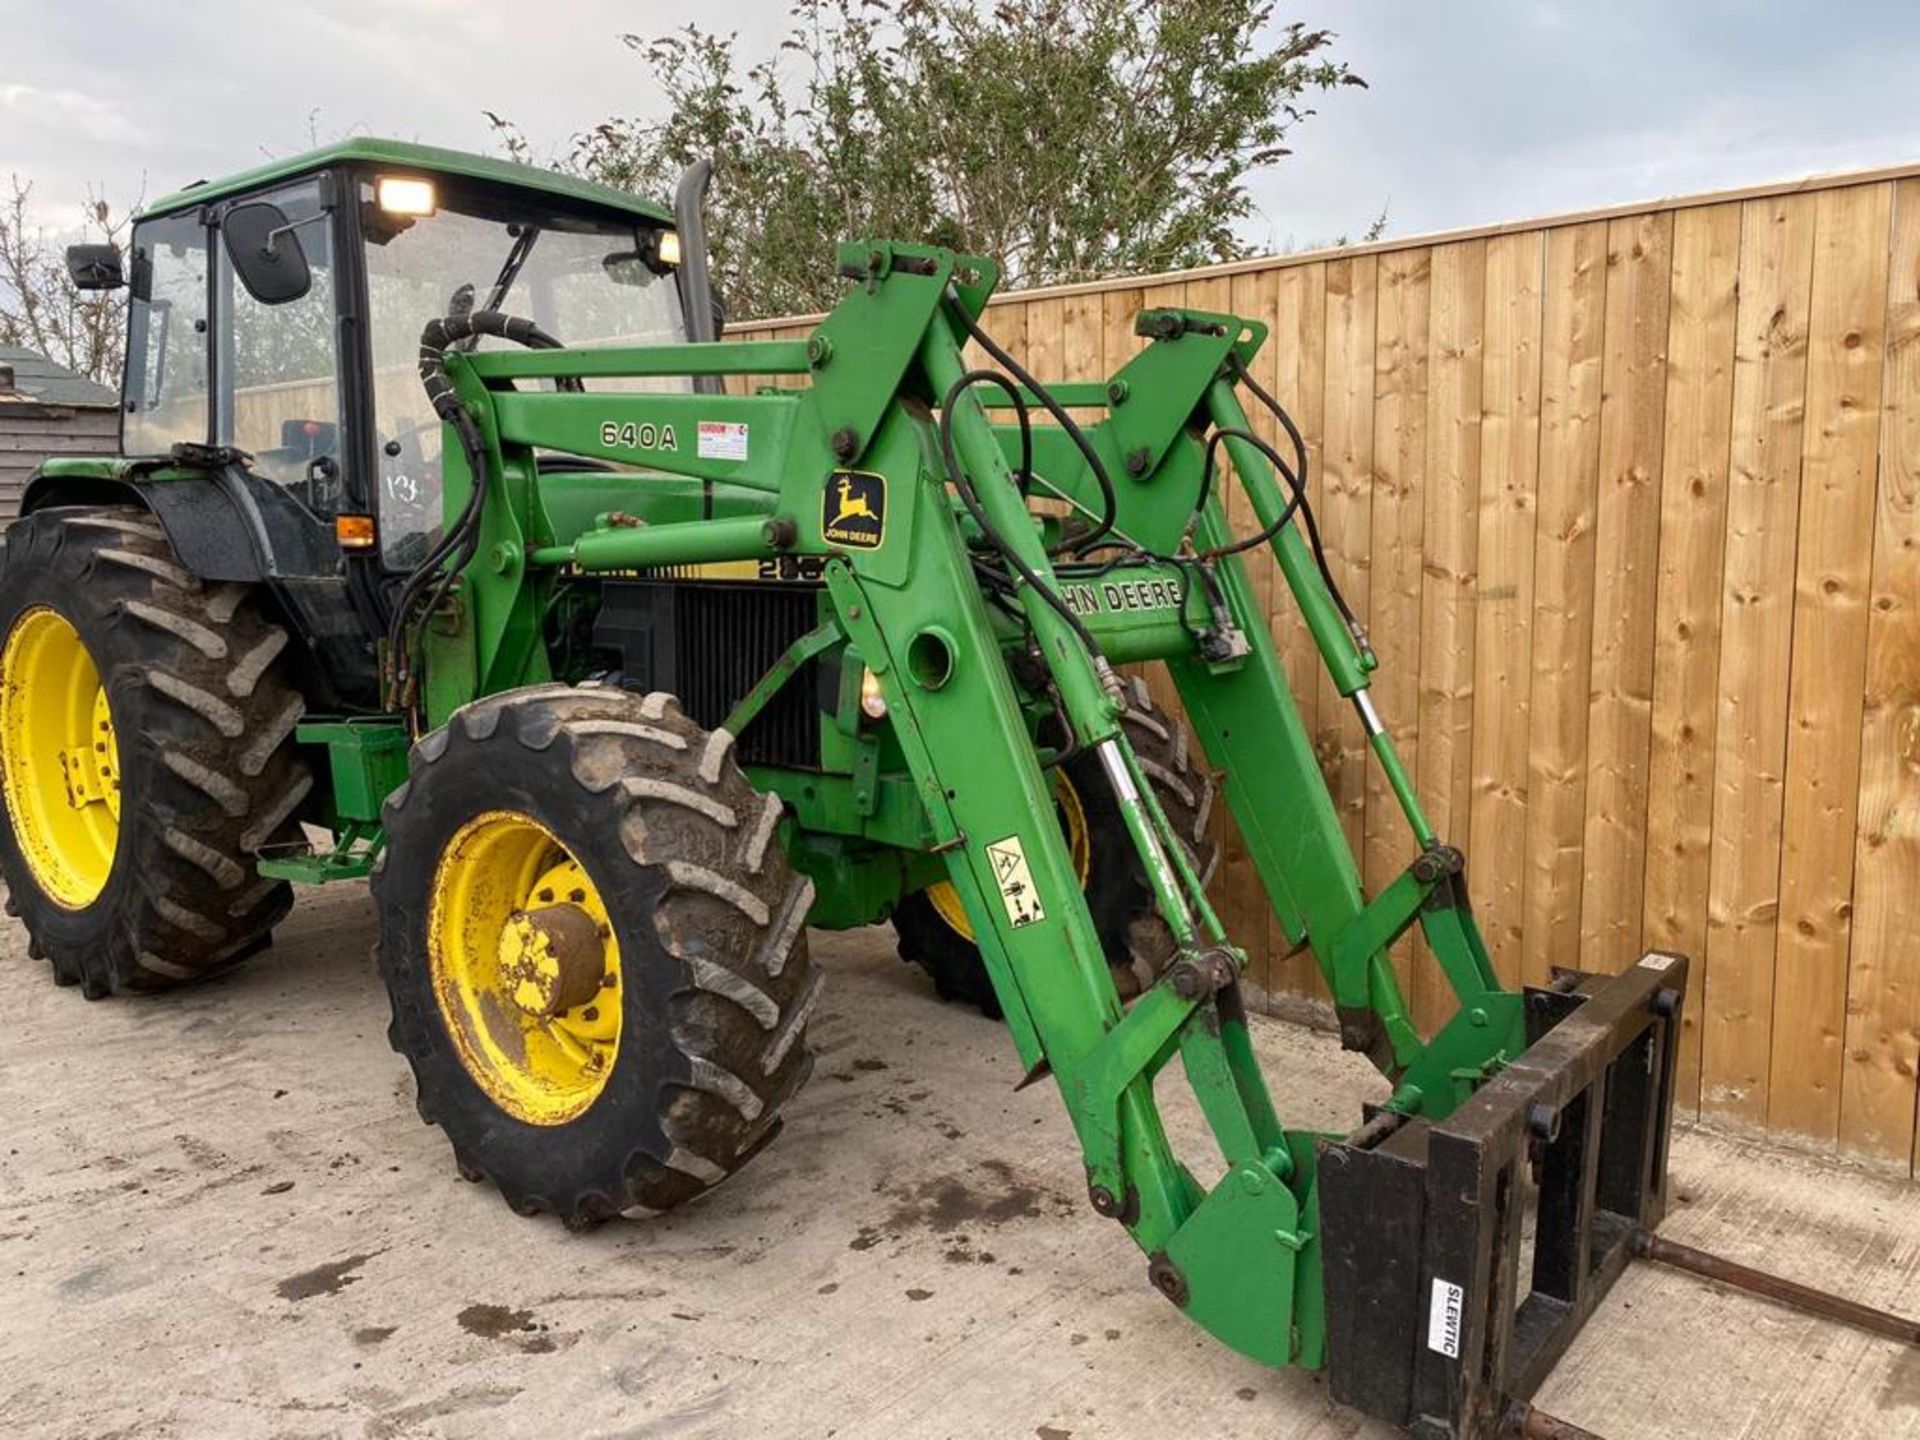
xmin=697 ymin=421 xmax=749 ymax=462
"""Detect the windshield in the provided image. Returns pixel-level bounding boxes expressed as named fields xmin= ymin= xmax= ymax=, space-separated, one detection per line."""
xmin=362 ymin=181 xmax=688 ymax=568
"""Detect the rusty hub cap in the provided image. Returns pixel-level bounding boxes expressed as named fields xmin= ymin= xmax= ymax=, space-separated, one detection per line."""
xmin=497 ymin=902 xmax=608 ymax=1019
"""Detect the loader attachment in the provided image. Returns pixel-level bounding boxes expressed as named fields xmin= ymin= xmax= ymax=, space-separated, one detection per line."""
xmin=416 ymin=241 xmax=1915 ymax=1438
xmin=1319 ymin=956 xmax=1686 ymax=1440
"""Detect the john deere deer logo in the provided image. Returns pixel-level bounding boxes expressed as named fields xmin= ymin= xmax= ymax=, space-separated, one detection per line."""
xmin=822 ymin=470 xmax=886 ymax=550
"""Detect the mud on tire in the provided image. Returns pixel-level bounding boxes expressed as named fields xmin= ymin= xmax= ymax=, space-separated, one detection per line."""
xmin=893 ymin=676 xmax=1218 ymax=1018
xmin=0 ymin=506 xmax=310 ymax=996
xmin=373 ymin=684 xmax=818 ymax=1225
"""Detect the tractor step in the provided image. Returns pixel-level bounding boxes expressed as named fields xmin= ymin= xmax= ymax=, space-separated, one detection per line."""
xmin=1317 ymin=954 xmax=1687 ymax=1440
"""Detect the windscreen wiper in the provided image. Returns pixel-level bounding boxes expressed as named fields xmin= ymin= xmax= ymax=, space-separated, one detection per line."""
xmin=452 ymin=225 xmax=540 ymax=352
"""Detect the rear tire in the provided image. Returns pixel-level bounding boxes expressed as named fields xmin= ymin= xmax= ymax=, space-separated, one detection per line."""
xmin=0 ymin=506 xmax=310 ymax=996
xmin=893 ymin=678 xmax=1217 ymax=1017
xmin=374 ymin=685 xmax=818 ymax=1225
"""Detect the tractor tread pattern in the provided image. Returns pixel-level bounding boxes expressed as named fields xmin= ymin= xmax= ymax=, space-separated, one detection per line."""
xmin=0 ymin=506 xmax=309 ymax=995
xmin=375 ymin=685 xmax=816 ymax=1226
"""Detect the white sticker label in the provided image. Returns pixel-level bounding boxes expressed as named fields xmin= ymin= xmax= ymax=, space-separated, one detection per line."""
xmin=985 ymin=835 xmax=1046 ymax=929
xmin=1427 ymin=1278 xmax=1464 ymax=1358
xmin=1638 ymin=952 xmax=1680 ymax=971
xmin=697 ymin=420 xmax=749 ymax=461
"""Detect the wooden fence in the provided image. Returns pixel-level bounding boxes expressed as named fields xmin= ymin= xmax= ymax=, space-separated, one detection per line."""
xmin=735 ymin=162 xmax=1920 ymax=1172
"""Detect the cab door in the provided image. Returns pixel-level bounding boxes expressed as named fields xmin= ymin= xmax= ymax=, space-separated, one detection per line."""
xmin=212 ymin=177 xmax=383 ymax=706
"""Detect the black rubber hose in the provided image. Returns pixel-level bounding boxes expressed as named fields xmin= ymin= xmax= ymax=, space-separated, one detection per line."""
xmin=387 ymin=311 xmax=579 ymax=713
xmin=943 ymin=290 xmax=1118 ymax=556
xmin=938 ymin=369 xmax=1106 ymax=663
xmin=1190 ymin=425 xmax=1306 ymax=560
xmin=1224 ymin=353 xmax=1360 ymax=630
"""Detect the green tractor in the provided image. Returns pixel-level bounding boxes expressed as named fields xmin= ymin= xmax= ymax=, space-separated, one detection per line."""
xmin=10 ymin=139 xmax=1704 ymax=1437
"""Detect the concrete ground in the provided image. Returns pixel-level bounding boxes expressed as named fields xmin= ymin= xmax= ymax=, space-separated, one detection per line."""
xmin=1 ymin=882 xmax=1917 ymax=1440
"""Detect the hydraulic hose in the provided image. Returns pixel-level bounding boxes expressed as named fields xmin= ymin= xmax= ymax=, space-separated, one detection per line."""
xmin=944 ymin=289 xmax=1119 ymax=556
xmin=386 ymin=310 xmax=576 ymax=717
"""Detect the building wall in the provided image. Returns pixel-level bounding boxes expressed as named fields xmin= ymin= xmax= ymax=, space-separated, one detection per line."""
xmin=0 ymin=407 xmax=120 ymax=518
xmin=737 ymin=163 xmax=1920 ymax=1171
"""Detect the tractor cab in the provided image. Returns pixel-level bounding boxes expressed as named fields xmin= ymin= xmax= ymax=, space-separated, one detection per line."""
xmin=57 ymin=139 xmax=708 ymax=704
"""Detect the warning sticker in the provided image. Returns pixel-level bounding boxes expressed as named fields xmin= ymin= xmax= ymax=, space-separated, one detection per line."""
xmin=985 ymin=835 xmax=1046 ymax=929
xmin=697 ymin=421 xmax=749 ymax=461
xmin=1427 ymin=1278 xmax=1464 ymax=1358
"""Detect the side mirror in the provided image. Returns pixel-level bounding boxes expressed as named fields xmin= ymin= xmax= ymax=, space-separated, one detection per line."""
xmin=222 ymin=202 xmax=312 ymax=305
xmin=65 ymin=243 xmax=124 ymax=291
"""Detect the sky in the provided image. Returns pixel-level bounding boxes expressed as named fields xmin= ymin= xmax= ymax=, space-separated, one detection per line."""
xmin=3 ymin=0 xmax=1917 ymax=262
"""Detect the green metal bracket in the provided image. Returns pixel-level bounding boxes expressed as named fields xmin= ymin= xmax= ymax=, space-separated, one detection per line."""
xmin=296 ymin=717 xmax=410 ymax=822
xmin=721 ymin=619 xmax=843 ymax=738
xmin=257 ymin=818 xmax=386 ymax=884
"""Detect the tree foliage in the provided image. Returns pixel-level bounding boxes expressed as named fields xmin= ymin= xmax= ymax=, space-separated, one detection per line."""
xmin=494 ymin=0 xmax=1362 ymax=319
xmin=0 ymin=177 xmax=135 ymax=387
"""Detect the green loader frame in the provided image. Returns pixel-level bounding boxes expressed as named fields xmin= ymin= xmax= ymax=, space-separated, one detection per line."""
xmin=318 ymin=239 xmax=1687 ymax=1437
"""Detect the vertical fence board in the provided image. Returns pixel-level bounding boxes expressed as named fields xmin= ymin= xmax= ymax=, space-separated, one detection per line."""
xmin=1842 ymin=178 xmax=1920 ymax=1164
xmin=1414 ymin=240 xmax=1486 ymax=1030
xmin=1521 ymin=221 xmax=1609 ymax=990
xmin=1767 ymin=183 xmax=1895 ymax=1142
xmin=1268 ymin=267 xmax=1325 ymax=732
xmin=1279 ymin=264 xmax=1331 ymax=992
xmin=1367 ymin=248 xmax=1433 ymax=1000
xmin=1205 ymin=270 xmax=1282 ymax=998
xmin=1469 ymin=231 xmax=1545 ymax=986
xmin=1579 ymin=213 xmax=1674 ymax=976
xmin=1319 ymin=255 xmax=1379 ymax=870
xmin=1646 ymin=202 xmax=1743 ymax=1113
xmin=1701 ymin=194 xmax=1818 ymax=1128
xmin=1023 ymin=295 xmax=1067 ymax=389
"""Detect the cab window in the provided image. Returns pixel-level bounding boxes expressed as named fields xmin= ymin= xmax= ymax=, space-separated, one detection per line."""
xmin=216 ymin=180 xmax=347 ymax=517
xmin=361 ymin=184 xmax=688 ymax=570
xmin=123 ymin=213 xmax=211 ymax=455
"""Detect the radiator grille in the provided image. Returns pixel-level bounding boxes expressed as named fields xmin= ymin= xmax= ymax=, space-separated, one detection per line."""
xmin=590 ymin=580 xmax=824 ymax=770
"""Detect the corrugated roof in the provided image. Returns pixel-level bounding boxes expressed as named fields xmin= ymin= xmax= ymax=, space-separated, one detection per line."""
xmin=0 ymin=345 xmax=118 ymax=409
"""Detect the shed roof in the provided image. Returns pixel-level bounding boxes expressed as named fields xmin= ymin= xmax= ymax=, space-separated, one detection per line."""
xmin=0 ymin=345 xmax=117 ymax=409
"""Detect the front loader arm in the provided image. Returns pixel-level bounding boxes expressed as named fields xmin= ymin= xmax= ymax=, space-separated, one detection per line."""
xmin=422 ymin=244 xmax=1688 ymax=1434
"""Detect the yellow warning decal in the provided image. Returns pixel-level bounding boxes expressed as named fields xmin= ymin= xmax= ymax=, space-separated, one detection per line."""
xmin=985 ymin=834 xmax=1046 ymax=929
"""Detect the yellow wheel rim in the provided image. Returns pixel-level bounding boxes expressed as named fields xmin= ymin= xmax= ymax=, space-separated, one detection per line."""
xmin=927 ymin=772 xmax=1090 ymax=941
xmin=0 ymin=607 xmax=121 ymax=908
xmin=427 ymin=809 xmax=623 ymax=1126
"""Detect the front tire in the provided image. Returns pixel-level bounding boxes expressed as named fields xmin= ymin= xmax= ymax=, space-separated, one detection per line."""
xmin=374 ymin=685 xmax=818 ymax=1225
xmin=0 ymin=506 xmax=310 ymax=996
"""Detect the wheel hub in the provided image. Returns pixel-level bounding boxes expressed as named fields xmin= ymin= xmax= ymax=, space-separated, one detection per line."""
xmin=427 ymin=809 xmax=623 ymax=1126
xmin=497 ymin=902 xmax=608 ymax=1018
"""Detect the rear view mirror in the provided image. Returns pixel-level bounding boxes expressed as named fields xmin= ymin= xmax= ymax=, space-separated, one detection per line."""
xmin=222 ymin=202 xmax=312 ymax=305
xmin=65 ymin=243 xmax=124 ymax=291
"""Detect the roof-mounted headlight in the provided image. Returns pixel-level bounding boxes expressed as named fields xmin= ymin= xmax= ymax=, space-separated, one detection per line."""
xmin=375 ymin=176 xmax=437 ymax=217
